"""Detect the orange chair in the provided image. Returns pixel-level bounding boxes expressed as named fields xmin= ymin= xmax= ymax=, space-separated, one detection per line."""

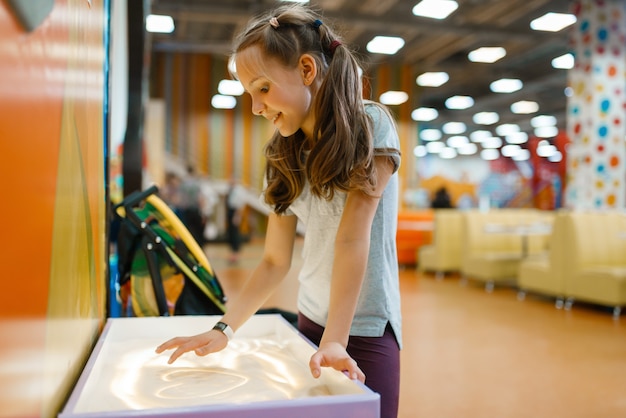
xmin=396 ymin=210 xmax=434 ymax=265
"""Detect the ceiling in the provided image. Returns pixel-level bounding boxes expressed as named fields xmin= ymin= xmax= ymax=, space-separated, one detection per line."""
xmin=149 ymin=0 xmax=575 ymax=142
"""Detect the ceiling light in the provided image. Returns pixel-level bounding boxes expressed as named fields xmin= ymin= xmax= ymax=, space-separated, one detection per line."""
xmin=531 ymin=115 xmax=557 ymax=128
xmin=367 ymin=36 xmax=405 ymax=55
xmin=470 ymin=130 xmax=493 ymax=142
xmin=530 ymin=13 xmax=576 ymax=32
xmin=501 ymin=144 xmax=521 ymax=157
xmin=445 ymin=95 xmax=474 ymax=110
xmin=439 ymin=147 xmax=458 ymax=159
xmin=511 ymin=100 xmax=539 ymax=114
xmin=473 ymin=112 xmax=499 ymax=125
xmin=457 ymin=143 xmax=478 ymax=155
xmin=468 ymin=47 xmax=506 ymax=63
xmin=548 ymin=151 xmax=563 ymax=163
xmin=490 ymin=78 xmax=523 ymax=93
xmin=447 ymin=136 xmax=469 ymax=148
xmin=413 ymin=145 xmax=427 ymax=157
xmin=426 ymin=141 xmax=445 ymax=153
xmin=552 ymin=53 xmax=575 ymax=69
xmin=412 ymin=0 xmax=458 ymax=20
xmin=146 ymin=14 xmax=175 ymax=33
xmin=512 ymin=149 xmax=530 ymax=161
xmin=505 ymin=132 xmax=529 ymax=145
xmin=481 ymin=137 xmax=503 ymax=149
xmin=411 ymin=107 xmax=439 ymax=121
xmin=218 ymin=79 xmax=244 ymax=96
xmin=211 ymin=94 xmax=236 ymax=109
xmin=495 ymin=123 xmax=520 ymax=136
xmin=416 ymin=72 xmax=449 ymax=87
xmin=420 ymin=128 xmax=442 ymax=141
xmin=481 ymin=149 xmax=500 ymax=160
xmin=442 ymin=122 xmax=466 ymax=134
xmin=537 ymin=144 xmax=558 ymax=158
xmin=380 ymin=90 xmax=409 ymax=105
xmin=535 ymin=126 xmax=559 ymax=138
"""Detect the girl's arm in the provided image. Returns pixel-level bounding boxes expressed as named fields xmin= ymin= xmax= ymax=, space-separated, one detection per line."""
xmin=309 ymin=155 xmax=395 ymax=381
xmin=156 ymin=212 xmax=298 ymax=363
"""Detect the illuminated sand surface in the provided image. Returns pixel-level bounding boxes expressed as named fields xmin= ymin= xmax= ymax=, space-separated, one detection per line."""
xmin=70 ymin=316 xmax=364 ymax=413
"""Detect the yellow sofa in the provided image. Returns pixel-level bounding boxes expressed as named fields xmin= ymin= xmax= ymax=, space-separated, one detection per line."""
xmin=418 ymin=209 xmax=464 ymax=279
xmin=517 ymin=210 xmax=626 ymax=318
xmin=460 ymin=209 xmax=554 ymax=292
xmin=563 ymin=211 xmax=626 ymax=318
xmin=517 ymin=211 xmax=569 ymax=307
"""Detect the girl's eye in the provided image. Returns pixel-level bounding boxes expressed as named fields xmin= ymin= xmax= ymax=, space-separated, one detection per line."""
xmin=260 ymin=85 xmax=269 ymax=93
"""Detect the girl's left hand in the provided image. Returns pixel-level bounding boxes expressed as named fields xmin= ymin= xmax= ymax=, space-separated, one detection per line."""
xmin=308 ymin=341 xmax=366 ymax=383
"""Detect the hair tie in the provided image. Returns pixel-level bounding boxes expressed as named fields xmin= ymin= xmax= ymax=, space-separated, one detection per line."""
xmin=269 ymin=17 xmax=279 ymax=29
xmin=329 ymin=40 xmax=342 ymax=55
xmin=313 ymin=19 xmax=323 ymax=29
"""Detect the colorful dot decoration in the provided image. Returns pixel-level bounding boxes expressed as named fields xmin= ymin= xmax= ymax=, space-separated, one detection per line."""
xmin=566 ymin=0 xmax=626 ymax=209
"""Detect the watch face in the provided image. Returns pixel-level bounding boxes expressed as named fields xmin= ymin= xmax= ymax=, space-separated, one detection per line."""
xmin=214 ymin=322 xmax=227 ymax=331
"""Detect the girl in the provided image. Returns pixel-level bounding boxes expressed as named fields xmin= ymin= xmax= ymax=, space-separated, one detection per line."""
xmin=156 ymin=4 xmax=402 ymax=417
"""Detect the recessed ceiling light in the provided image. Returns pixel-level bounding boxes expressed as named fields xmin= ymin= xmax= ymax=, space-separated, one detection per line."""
xmin=481 ymin=149 xmax=500 ymax=160
xmin=552 ymin=53 xmax=575 ymax=69
xmin=367 ymin=36 xmax=405 ymax=55
xmin=495 ymin=123 xmax=520 ymax=136
xmin=146 ymin=14 xmax=175 ymax=33
xmin=457 ymin=143 xmax=478 ymax=155
xmin=530 ymin=12 xmax=576 ymax=32
xmin=412 ymin=0 xmax=458 ymax=20
xmin=420 ymin=128 xmax=443 ymax=141
xmin=512 ymin=149 xmax=530 ymax=161
xmin=470 ymin=130 xmax=493 ymax=142
xmin=445 ymin=95 xmax=474 ymax=110
xmin=426 ymin=141 xmax=445 ymax=153
xmin=482 ymin=137 xmax=503 ymax=149
xmin=501 ymin=144 xmax=521 ymax=157
xmin=468 ymin=47 xmax=506 ymax=63
xmin=442 ymin=121 xmax=467 ymax=134
xmin=548 ymin=151 xmax=563 ymax=162
xmin=537 ymin=144 xmax=558 ymax=158
xmin=535 ymin=126 xmax=559 ymax=138
xmin=505 ymin=132 xmax=529 ymax=144
xmin=531 ymin=115 xmax=557 ymax=128
xmin=411 ymin=107 xmax=439 ymax=121
xmin=439 ymin=147 xmax=458 ymax=159
xmin=490 ymin=78 xmax=523 ymax=93
xmin=473 ymin=111 xmax=500 ymax=125
xmin=218 ymin=79 xmax=244 ymax=96
xmin=211 ymin=94 xmax=236 ymax=109
xmin=511 ymin=100 xmax=539 ymax=114
xmin=416 ymin=71 xmax=449 ymax=87
xmin=447 ymin=135 xmax=469 ymax=148
xmin=413 ymin=145 xmax=427 ymax=157
xmin=379 ymin=90 xmax=409 ymax=105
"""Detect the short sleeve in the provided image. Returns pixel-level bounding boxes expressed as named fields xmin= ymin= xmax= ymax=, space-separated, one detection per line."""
xmin=365 ymin=102 xmax=401 ymax=173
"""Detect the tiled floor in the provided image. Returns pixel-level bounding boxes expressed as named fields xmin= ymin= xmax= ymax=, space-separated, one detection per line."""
xmin=204 ymin=238 xmax=626 ymax=418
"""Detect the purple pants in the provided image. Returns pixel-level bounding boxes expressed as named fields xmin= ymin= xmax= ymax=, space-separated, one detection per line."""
xmin=298 ymin=313 xmax=400 ymax=418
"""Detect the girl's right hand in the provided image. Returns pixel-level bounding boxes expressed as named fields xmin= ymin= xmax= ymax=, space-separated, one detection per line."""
xmin=155 ymin=330 xmax=228 ymax=364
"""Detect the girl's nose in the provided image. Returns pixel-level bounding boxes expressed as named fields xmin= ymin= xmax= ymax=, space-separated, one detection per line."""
xmin=252 ymin=101 xmax=264 ymax=116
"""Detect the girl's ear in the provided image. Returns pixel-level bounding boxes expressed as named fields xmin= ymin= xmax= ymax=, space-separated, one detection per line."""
xmin=299 ymin=54 xmax=318 ymax=86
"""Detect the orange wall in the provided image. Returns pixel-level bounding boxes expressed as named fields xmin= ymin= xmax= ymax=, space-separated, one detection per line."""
xmin=0 ymin=1 xmax=107 ymax=416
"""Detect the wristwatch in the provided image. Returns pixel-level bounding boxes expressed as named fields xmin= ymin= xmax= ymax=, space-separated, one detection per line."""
xmin=212 ymin=321 xmax=234 ymax=340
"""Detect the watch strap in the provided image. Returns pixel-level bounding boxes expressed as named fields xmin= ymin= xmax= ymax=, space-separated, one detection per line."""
xmin=212 ymin=321 xmax=234 ymax=340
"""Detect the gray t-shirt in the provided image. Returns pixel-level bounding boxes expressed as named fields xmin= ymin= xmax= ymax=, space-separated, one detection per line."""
xmin=282 ymin=102 xmax=402 ymax=347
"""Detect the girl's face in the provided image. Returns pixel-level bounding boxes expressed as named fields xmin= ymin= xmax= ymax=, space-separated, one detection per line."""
xmin=235 ymin=46 xmax=318 ymax=138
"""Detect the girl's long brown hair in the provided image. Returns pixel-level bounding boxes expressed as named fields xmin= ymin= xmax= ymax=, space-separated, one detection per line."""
xmin=233 ymin=4 xmax=383 ymax=215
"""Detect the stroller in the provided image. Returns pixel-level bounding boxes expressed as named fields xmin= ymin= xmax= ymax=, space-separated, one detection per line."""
xmin=114 ymin=185 xmax=227 ymax=317
xmin=114 ymin=185 xmax=297 ymax=326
